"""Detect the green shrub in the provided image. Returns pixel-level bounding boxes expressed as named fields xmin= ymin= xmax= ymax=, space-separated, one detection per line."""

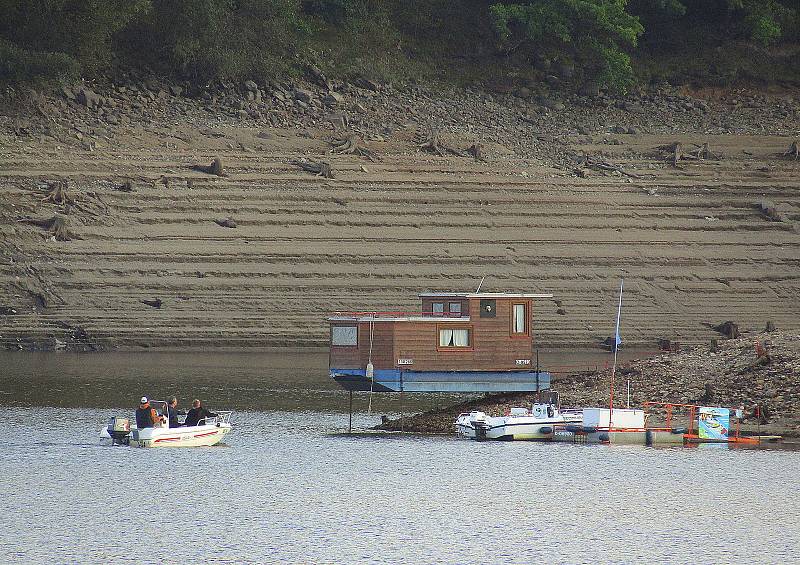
xmin=0 ymin=39 xmax=80 ymax=85
xmin=0 ymin=0 xmax=150 ymax=75
xmin=123 ymin=0 xmax=309 ymax=82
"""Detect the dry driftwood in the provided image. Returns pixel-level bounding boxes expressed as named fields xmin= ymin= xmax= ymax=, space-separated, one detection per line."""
xmin=113 ymin=180 xmax=135 ymax=192
xmin=656 ymin=141 xmax=720 ymax=166
xmin=583 ymin=156 xmax=640 ymax=179
xmin=141 ymin=298 xmax=163 ymax=309
xmin=192 ymin=157 xmax=225 ymax=176
xmin=41 ymin=180 xmax=72 ymax=206
xmin=783 ymin=141 xmax=799 ymax=160
xmin=416 ymin=127 xmax=465 ymax=157
xmin=688 ymin=142 xmax=722 ymax=160
xmin=292 ymin=159 xmax=334 ymax=179
xmin=17 ymin=214 xmax=74 ymax=241
xmin=328 ymin=134 xmax=377 ymax=161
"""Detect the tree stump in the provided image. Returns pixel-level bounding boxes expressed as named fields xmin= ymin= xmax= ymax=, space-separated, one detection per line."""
xmin=192 ymin=157 xmax=225 ymax=176
xmin=783 ymin=141 xmax=799 ymax=160
xmin=329 ymin=134 xmax=377 ymax=161
xmin=416 ymin=126 xmax=464 ymax=157
xmin=42 ymin=180 xmax=72 ymax=205
xmin=17 ymin=214 xmax=73 ymax=241
xmin=113 ymin=180 xmax=135 ymax=192
xmin=468 ymin=143 xmax=486 ymax=162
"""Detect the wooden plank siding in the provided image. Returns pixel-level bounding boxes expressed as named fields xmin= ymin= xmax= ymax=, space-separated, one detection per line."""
xmin=329 ymin=321 xmax=394 ymax=369
xmin=330 ymin=297 xmax=541 ymax=371
xmin=392 ymin=298 xmax=533 ymax=372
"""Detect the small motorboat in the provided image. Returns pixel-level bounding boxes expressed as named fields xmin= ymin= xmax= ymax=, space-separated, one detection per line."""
xmin=455 ymin=401 xmax=582 ymax=441
xmin=100 ymin=400 xmax=232 ymax=448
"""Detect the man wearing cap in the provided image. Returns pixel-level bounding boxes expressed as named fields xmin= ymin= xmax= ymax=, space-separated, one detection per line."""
xmin=135 ymin=397 xmax=162 ymax=429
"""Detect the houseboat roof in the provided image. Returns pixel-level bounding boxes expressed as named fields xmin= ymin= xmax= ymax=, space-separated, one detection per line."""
xmin=418 ymin=292 xmax=554 ymax=299
xmin=328 ymin=315 xmax=467 ymax=323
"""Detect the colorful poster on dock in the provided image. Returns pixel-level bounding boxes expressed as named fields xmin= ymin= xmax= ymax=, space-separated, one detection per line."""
xmin=698 ymin=407 xmax=730 ymax=440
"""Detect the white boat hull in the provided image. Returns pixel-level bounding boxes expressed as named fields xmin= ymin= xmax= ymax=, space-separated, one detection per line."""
xmin=456 ymin=407 xmax=582 ymax=441
xmin=100 ymin=423 xmax=231 ymax=448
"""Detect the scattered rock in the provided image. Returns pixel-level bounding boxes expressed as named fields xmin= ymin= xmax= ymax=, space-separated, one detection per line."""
xmin=353 ymin=77 xmax=380 ymax=91
xmin=214 ymin=217 xmax=237 ymax=229
xmin=323 ymin=92 xmax=344 ymax=105
xmin=141 ymin=298 xmax=163 ymax=309
xmin=294 ymin=89 xmax=314 ymax=104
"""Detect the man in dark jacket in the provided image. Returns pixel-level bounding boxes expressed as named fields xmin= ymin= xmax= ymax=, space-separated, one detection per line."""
xmin=184 ymin=399 xmax=217 ymax=427
xmin=135 ymin=397 xmax=162 ymax=428
xmin=166 ymin=397 xmax=185 ymax=428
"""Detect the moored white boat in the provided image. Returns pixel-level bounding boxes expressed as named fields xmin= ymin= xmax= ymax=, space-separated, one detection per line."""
xmin=455 ymin=402 xmax=582 ymax=441
xmin=100 ymin=400 xmax=232 ymax=448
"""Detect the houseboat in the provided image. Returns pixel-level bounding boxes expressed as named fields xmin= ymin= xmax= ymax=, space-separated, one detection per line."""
xmin=328 ymin=292 xmax=553 ymax=393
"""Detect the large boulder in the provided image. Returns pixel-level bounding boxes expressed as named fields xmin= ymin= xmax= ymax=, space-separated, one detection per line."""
xmin=294 ymin=88 xmax=314 ymax=103
xmin=76 ymin=88 xmax=101 ymax=109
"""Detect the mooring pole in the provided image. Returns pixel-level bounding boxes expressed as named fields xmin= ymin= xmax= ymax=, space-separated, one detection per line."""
xmin=348 ymin=390 xmax=353 ymax=434
xmin=400 ymin=391 xmax=404 ymax=433
xmin=536 ymin=349 xmax=540 ymax=402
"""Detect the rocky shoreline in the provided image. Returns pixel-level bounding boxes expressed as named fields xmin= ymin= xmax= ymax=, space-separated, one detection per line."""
xmin=377 ymin=331 xmax=800 ymax=437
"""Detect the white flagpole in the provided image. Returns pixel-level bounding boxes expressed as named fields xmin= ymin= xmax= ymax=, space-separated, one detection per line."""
xmin=609 ymin=280 xmax=624 ymax=424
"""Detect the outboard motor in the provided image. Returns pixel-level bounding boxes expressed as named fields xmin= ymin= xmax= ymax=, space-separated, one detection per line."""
xmin=107 ymin=417 xmax=131 ymax=446
xmin=471 ymin=413 xmax=490 ymax=442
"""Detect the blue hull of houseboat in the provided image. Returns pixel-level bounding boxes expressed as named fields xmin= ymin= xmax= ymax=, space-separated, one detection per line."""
xmin=330 ymin=368 xmax=551 ymax=393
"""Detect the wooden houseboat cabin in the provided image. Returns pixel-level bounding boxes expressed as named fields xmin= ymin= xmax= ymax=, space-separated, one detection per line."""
xmin=328 ymin=292 xmax=554 ymax=393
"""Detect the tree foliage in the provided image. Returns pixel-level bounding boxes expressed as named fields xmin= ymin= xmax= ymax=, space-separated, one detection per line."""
xmin=0 ymin=0 xmax=797 ymax=87
xmin=0 ymin=0 xmax=149 ymax=73
xmin=489 ymin=1 xmax=644 ymax=92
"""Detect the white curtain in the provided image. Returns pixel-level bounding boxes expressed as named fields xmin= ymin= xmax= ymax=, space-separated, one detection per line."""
xmin=513 ymin=304 xmax=526 ymax=333
xmin=440 ymin=328 xmax=469 ymax=347
xmin=453 ymin=329 xmax=469 ymax=347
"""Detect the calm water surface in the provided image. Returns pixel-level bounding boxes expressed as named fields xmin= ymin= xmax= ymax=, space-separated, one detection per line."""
xmin=1 ymin=351 xmax=798 ymax=564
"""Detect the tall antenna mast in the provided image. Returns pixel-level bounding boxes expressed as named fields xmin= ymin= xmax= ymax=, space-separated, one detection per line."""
xmin=475 ymin=275 xmax=486 ymax=293
xmin=609 ymin=279 xmax=624 ymax=424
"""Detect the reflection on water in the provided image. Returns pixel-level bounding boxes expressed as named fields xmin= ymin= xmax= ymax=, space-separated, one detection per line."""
xmin=0 ymin=350 xmax=460 ymax=415
xmin=0 ymin=348 xmax=654 ymax=415
xmin=1 ymin=407 xmax=798 ymax=564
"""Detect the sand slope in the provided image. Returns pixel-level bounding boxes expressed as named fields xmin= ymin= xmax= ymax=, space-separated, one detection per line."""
xmin=1 ymin=99 xmax=799 ymax=350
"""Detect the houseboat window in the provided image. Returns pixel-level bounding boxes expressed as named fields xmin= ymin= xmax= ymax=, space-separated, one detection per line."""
xmin=439 ymin=328 xmax=470 ymax=347
xmin=331 ymin=325 xmax=358 ymax=346
xmin=432 ymin=302 xmax=444 ymax=314
xmin=480 ymin=299 xmax=496 ymax=318
xmin=512 ymin=303 xmax=528 ymax=334
xmin=448 ymin=302 xmax=461 ymax=316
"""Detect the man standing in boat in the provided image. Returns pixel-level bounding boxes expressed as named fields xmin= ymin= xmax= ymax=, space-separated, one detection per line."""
xmin=135 ymin=397 xmax=163 ymax=428
xmin=166 ymin=397 xmax=185 ymax=428
xmin=184 ymin=399 xmax=217 ymax=427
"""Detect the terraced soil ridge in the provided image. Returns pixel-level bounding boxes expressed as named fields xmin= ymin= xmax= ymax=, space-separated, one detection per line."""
xmin=1 ymin=83 xmax=799 ymax=350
